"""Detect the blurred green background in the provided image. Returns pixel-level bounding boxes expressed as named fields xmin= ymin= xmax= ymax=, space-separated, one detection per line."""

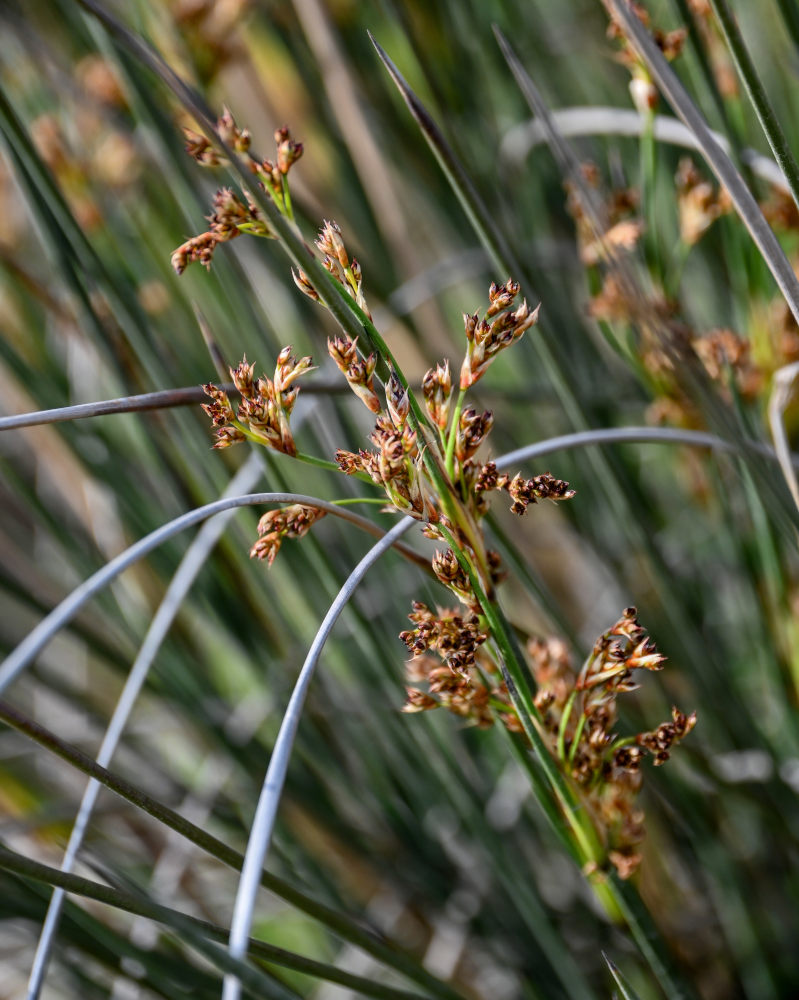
xmin=1 ymin=1 xmax=799 ymax=997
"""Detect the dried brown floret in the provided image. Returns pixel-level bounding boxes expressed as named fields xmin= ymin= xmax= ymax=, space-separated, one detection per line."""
xmin=454 ymin=407 xmax=494 ymax=464
xmin=250 ymin=504 xmax=326 ymax=566
xmin=422 ymin=361 xmax=452 ymax=429
xmin=202 ymin=350 xmax=312 ymax=455
xmin=505 ymin=472 xmax=576 ymax=515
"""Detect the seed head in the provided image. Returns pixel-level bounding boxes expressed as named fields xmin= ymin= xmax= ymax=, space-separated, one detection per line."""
xmin=217 ymin=106 xmax=251 ymax=153
xmin=230 ymin=356 xmax=256 ymax=397
xmin=505 ymin=472 xmax=576 ymax=515
xmin=250 ymin=504 xmax=326 ymax=566
xmin=460 ymin=281 xmax=540 ymax=389
xmin=385 ymin=372 xmax=410 ymax=429
xmin=292 ymin=268 xmax=320 ymax=302
xmin=422 ymin=360 xmax=452 ymax=429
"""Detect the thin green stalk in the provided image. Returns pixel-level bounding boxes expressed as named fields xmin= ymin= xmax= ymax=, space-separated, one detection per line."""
xmin=332 ymin=497 xmax=389 ymax=506
xmin=640 ymin=107 xmax=663 ymax=282
xmin=556 ymin=690 xmax=577 ymax=763
xmin=435 ymin=524 xmax=601 ymax=866
xmin=444 ymin=387 xmax=467 ymax=482
xmin=281 ymin=174 xmax=294 ymax=222
xmin=569 ymin=712 xmax=589 ymax=767
xmin=0 ymin=701 xmax=466 ymax=1000
xmin=775 ymin=0 xmax=799 ymax=53
xmin=707 ymin=0 xmax=799 ymax=211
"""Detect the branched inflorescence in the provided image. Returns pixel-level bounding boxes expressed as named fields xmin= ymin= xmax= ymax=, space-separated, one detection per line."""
xmin=171 ymin=109 xmax=302 ymax=275
xmin=174 ymin=113 xmax=696 ymax=878
xmin=202 ymin=348 xmax=315 ymax=455
xmin=528 ymin=610 xmax=696 ymax=877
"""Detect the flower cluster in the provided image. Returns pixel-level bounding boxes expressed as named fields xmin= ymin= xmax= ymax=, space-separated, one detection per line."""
xmin=250 ymin=505 xmax=327 ymax=566
xmin=291 ymin=219 xmax=370 ymax=317
xmin=202 ymin=348 xmax=314 ymax=454
xmin=171 ymin=187 xmax=266 ymax=274
xmin=400 ymin=604 xmax=517 ymax=730
xmin=400 ymin=601 xmax=487 ymax=674
xmin=179 ymin=117 xmax=696 ymax=885
xmin=172 ymin=111 xmax=302 ymax=273
xmin=460 ymin=280 xmax=540 ymax=389
xmin=327 ymin=335 xmax=381 ymax=413
xmin=471 ymin=462 xmax=576 ymax=516
xmin=336 ymin=412 xmax=431 ymax=519
xmin=529 ymin=608 xmax=696 ymax=877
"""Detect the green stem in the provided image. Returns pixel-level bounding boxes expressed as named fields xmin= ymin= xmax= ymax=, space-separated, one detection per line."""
xmin=708 ymin=0 xmax=799 ymax=211
xmin=557 ymin=690 xmax=577 ymax=763
xmin=295 ymin=450 xmax=348 ymax=474
xmin=640 ymin=105 xmax=662 ymax=283
xmin=281 ymin=174 xmax=294 ymax=221
xmin=233 ymin=419 xmax=373 ymax=482
xmin=569 ymin=711 xmax=588 ymax=767
xmin=332 ymin=497 xmax=389 ymax=506
xmin=444 ymin=387 xmax=467 ymax=482
xmin=435 ymin=524 xmax=603 ymax=868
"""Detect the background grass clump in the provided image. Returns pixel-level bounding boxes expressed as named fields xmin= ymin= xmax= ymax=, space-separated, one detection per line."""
xmin=0 ymin=1 xmax=799 ymax=998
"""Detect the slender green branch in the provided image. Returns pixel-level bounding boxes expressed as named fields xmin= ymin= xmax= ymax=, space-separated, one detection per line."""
xmin=332 ymin=497 xmax=391 ymax=506
xmin=444 ymin=387 xmax=467 ymax=482
xmin=435 ymin=524 xmax=602 ymax=867
xmin=557 ymin=690 xmax=577 ymax=763
xmin=569 ymin=712 xmax=588 ymax=767
xmin=640 ymin=107 xmax=662 ymax=282
xmin=708 ymin=0 xmax=799 ymax=211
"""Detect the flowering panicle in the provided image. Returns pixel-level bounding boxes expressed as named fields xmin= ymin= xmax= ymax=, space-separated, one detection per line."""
xmin=400 ymin=602 xmax=487 ymax=675
xmin=202 ymin=348 xmax=314 ymax=455
xmin=250 ymin=504 xmax=326 ymax=566
xmin=171 ymin=187 xmax=267 ymax=274
xmin=431 ymin=549 xmax=476 ymax=609
xmin=400 ymin=605 xmax=516 ymax=729
xmin=460 ymin=280 xmax=540 ymax=389
xmin=528 ymin=608 xmax=695 ymax=877
xmin=307 ymin=220 xmax=371 ymax=315
xmin=172 ymin=113 xmax=302 ymax=274
xmin=506 ymin=472 xmax=576 ymax=515
xmin=335 ymin=413 xmax=434 ymax=520
xmin=180 ymin=117 xmax=697 ymax=888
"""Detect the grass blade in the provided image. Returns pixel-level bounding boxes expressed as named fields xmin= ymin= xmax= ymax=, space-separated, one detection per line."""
xmin=707 ymin=0 xmax=799 ymax=209
xmin=0 ymin=843 xmax=429 ymax=1000
xmin=0 ymin=700 xmax=467 ymax=1000
xmin=603 ymin=952 xmax=643 ymax=1000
